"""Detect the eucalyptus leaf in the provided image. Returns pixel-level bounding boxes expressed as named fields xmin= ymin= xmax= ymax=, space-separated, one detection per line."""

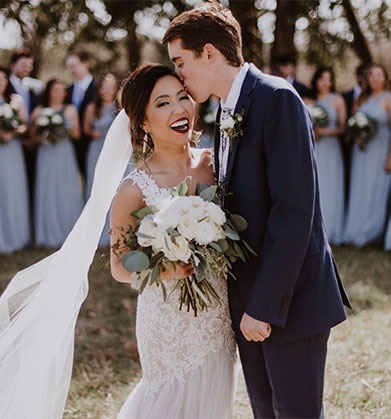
xmin=224 ymin=226 xmax=240 ymax=241
xmin=230 ymin=214 xmax=248 ymax=232
xmin=161 ymin=281 xmax=167 ymax=302
xmin=217 ymin=239 xmax=229 ymax=253
xmin=242 ymin=239 xmax=258 ymax=256
xmin=150 ymin=264 xmax=160 ymax=284
xmin=121 ymin=251 xmax=150 ymax=272
xmin=139 ymin=273 xmax=150 ymax=294
xmin=196 ymin=183 xmax=211 ymax=195
xmin=131 ymin=206 xmax=157 ymax=219
xmin=177 ymin=180 xmax=188 ymax=196
xmin=200 ymin=185 xmax=217 ymax=202
xmin=209 ymin=241 xmax=222 ymax=252
xmin=234 ymin=241 xmax=246 ymax=263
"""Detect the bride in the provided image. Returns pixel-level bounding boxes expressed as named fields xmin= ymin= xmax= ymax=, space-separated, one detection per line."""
xmin=0 ymin=64 xmax=236 ymax=419
xmin=112 ymin=64 xmax=236 ymax=418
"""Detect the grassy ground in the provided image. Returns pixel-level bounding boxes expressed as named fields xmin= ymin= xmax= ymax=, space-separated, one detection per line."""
xmin=1 ymin=245 xmax=390 ymax=418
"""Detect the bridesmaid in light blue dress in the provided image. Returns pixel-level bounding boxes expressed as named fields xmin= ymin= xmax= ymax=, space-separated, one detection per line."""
xmin=343 ymin=64 xmax=391 ymax=246
xmin=84 ymin=74 xmax=134 ymax=247
xmin=307 ymin=68 xmax=346 ymax=244
xmin=31 ymin=79 xmax=84 ymax=248
xmin=0 ymin=67 xmax=31 ymax=253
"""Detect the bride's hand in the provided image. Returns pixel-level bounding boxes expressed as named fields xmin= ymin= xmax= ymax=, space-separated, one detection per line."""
xmin=160 ymin=261 xmax=194 ymax=280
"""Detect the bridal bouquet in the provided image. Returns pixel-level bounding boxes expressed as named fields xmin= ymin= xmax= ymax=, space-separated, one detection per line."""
xmin=306 ymin=104 xmax=329 ymax=129
xmin=35 ymin=107 xmax=69 ymax=144
xmin=0 ymin=103 xmax=21 ymax=145
xmin=112 ymin=180 xmax=255 ymax=316
xmin=346 ymin=111 xmax=378 ymax=151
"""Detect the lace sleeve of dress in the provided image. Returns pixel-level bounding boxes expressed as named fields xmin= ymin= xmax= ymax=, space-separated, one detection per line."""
xmin=124 ymin=169 xmax=170 ymax=207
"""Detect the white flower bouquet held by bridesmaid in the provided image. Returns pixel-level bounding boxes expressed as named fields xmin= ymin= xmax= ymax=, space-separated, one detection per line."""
xmin=34 ymin=106 xmax=70 ymax=144
xmin=0 ymin=102 xmax=22 ymax=144
xmin=346 ymin=111 xmax=378 ymax=151
xmin=112 ymin=178 xmax=256 ymax=316
xmin=306 ymin=103 xmax=329 ymax=131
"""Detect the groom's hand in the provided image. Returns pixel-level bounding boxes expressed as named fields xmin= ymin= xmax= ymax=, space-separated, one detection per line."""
xmin=240 ymin=313 xmax=271 ymax=342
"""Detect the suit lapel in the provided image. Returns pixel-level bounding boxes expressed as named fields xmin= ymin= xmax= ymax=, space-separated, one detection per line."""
xmin=213 ymin=105 xmax=222 ymax=181
xmin=224 ymin=65 xmax=258 ymax=190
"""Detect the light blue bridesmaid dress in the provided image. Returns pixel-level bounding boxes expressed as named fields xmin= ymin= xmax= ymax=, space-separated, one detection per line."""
xmin=315 ymin=94 xmax=345 ymax=244
xmin=0 ymin=116 xmax=31 ymax=253
xmin=343 ymin=92 xmax=391 ymax=246
xmin=85 ymin=103 xmax=134 ymax=247
xmin=385 ymin=216 xmax=391 ymax=250
xmin=34 ymin=107 xmax=84 ymax=247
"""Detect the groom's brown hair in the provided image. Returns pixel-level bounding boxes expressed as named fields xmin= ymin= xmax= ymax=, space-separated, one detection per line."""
xmin=162 ymin=0 xmax=243 ymax=67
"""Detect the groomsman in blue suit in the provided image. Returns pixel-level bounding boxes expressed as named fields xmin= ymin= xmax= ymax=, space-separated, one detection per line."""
xmin=164 ymin=2 xmax=350 ymax=417
xmin=65 ymin=51 xmax=97 ymax=178
xmin=275 ymin=54 xmax=310 ymax=99
xmin=9 ymin=49 xmax=42 ymax=213
xmin=341 ymin=63 xmax=369 ymax=199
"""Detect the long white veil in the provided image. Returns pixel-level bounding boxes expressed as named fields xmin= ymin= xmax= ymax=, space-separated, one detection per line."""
xmin=0 ymin=109 xmax=132 ymax=418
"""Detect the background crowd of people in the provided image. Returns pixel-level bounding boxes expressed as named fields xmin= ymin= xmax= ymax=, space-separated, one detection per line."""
xmin=0 ymin=49 xmax=390 ymax=253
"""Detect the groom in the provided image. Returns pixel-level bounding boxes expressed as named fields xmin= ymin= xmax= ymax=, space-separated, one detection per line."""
xmin=163 ymin=2 xmax=351 ymax=418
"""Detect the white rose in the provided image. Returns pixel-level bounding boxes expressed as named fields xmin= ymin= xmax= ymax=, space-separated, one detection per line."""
xmin=51 ymin=114 xmax=63 ymax=125
xmin=164 ymin=235 xmax=191 ymax=263
xmin=36 ymin=116 xmax=50 ymax=127
xmin=205 ymin=202 xmax=226 ymax=226
xmin=41 ymin=107 xmax=55 ymax=117
xmin=137 ymin=216 xmax=158 ymax=247
xmin=177 ymin=214 xmax=198 ymax=240
xmin=220 ymin=116 xmax=235 ymax=130
xmin=154 ymin=205 xmax=181 ymax=229
xmin=194 ymin=219 xmax=219 ymax=245
xmin=2 ymin=104 xmax=13 ymax=119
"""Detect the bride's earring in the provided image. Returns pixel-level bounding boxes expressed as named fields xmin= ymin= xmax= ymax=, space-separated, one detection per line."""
xmin=143 ymin=133 xmax=148 ymax=154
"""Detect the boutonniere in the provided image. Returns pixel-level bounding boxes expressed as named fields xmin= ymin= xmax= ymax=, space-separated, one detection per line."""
xmin=220 ymin=109 xmax=245 ymax=151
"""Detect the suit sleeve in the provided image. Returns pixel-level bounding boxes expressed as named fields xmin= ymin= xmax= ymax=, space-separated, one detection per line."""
xmin=245 ymin=87 xmax=317 ymax=327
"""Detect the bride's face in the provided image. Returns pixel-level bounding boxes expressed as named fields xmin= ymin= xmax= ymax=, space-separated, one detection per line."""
xmin=143 ymin=75 xmax=194 ymax=147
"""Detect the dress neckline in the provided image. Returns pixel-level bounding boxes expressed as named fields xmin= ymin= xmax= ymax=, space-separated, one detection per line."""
xmin=129 ymin=147 xmax=214 ymax=191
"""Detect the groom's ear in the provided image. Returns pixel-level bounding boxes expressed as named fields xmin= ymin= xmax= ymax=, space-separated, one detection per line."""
xmin=203 ymin=43 xmax=217 ymax=63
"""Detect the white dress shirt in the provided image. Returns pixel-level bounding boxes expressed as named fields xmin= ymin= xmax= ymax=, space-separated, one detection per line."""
xmin=218 ymin=62 xmax=249 ymax=183
xmin=353 ymin=84 xmax=362 ymax=102
xmin=72 ymin=74 xmax=93 ymax=109
xmin=10 ymin=74 xmax=30 ymax=112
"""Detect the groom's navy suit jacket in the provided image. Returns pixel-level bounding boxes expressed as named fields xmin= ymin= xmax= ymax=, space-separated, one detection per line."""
xmin=215 ymin=64 xmax=351 ymax=344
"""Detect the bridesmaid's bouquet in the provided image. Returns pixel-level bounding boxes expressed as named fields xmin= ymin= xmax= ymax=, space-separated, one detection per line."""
xmin=0 ymin=103 xmax=21 ymax=145
xmin=112 ymin=180 xmax=256 ymax=316
xmin=346 ymin=111 xmax=378 ymax=151
xmin=35 ymin=107 xmax=69 ymax=145
xmin=306 ymin=104 xmax=329 ymax=129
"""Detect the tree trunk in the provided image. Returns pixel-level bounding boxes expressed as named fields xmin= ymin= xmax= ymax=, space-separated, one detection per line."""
xmin=126 ymin=19 xmax=140 ymax=70
xmin=270 ymin=0 xmax=302 ymax=67
xmin=342 ymin=0 xmax=372 ymax=64
xmin=229 ymin=0 xmax=263 ymax=67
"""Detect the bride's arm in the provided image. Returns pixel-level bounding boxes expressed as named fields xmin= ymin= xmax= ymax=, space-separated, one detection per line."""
xmin=110 ymin=179 xmax=145 ymax=283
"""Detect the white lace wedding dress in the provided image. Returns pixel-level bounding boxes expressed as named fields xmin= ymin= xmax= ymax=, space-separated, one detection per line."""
xmin=117 ymin=150 xmax=237 ymax=419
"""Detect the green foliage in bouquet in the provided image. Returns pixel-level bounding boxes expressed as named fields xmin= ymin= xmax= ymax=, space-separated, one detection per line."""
xmin=346 ymin=111 xmax=378 ymax=152
xmin=112 ymin=178 xmax=256 ymax=316
xmin=0 ymin=103 xmax=22 ymax=145
xmin=306 ymin=104 xmax=329 ymax=130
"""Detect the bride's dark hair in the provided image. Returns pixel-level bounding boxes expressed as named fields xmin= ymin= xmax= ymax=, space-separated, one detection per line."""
xmin=121 ymin=64 xmax=181 ymax=151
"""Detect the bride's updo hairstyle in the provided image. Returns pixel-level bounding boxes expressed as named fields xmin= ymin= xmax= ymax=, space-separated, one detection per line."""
xmin=121 ymin=64 xmax=182 ymax=151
